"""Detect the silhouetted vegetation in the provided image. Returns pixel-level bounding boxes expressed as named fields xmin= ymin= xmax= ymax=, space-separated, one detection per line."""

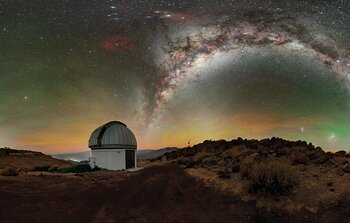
xmin=0 ymin=167 xmax=19 ymax=176
xmin=55 ymin=164 xmax=100 ymax=173
xmin=32 ymin=165 xmax=52 ymax=171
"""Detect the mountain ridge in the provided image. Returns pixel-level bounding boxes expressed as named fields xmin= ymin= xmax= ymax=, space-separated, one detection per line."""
xmin=51 ymin=147 xmax=178 ymax=162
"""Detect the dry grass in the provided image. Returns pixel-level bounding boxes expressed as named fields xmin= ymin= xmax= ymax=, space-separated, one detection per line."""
xmin=221 ymin=145 xmax=246 ymax=158
xmin=241 ymin=159 xmax=297 ymax=195
xmin=192 ymin=151 xmax=212 ymax=162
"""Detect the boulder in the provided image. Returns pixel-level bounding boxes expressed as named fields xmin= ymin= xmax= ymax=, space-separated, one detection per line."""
xmin=334 ymin=150 xmax=347 ymax=157
xmin=346 ymin=151 xmax=350 ymax=158
xmin=176 ymin=158 xmax=196 ymax=168
xmin=342 ymin=164 xmax=350 ymax=173
xmin=232 ymin=162 xmax=240 ymax=172
xmin=217 ymin=170 xmax=230 ymax=179
xmin=292 ymin=153 xmax=310 ymax=165
xmin=200 ymin=157 xmax=220 ymax=168
xmin=336 ymin=168 xmax=344 ymax=176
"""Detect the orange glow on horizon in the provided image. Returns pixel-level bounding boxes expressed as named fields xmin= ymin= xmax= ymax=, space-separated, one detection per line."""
xmin=10 ymin=112 xmax=329 ymax=154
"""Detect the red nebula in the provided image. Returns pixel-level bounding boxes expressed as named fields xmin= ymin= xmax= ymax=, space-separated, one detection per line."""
xmin=169 ymin=12 xmax=191 ymax=22
xmin=99 ymin=35 xmax=136 ymax=52
xmin=274 ymin=35 xmax=285 ymax=45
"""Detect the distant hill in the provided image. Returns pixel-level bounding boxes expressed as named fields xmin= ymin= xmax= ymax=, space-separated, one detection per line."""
xmin=52 ymin=147 xmax=178 ymax=162
xmin=136 ymin=147 xmax=178 ymax=160
xmin=51 ymin=151 xmax=91 ymax=162
xmin=0 ymin=147 xmax=73 ymax=171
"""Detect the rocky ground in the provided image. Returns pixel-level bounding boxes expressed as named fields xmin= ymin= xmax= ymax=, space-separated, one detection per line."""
xmin=142 ymin=137 xmax=350 ymax=222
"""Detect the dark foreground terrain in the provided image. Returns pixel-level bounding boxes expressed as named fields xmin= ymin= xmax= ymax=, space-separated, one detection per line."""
xmin=0 ymin=164 xmax=349 ymax=223
xmin=1 ymin=165 xmax=245 ymax=223
xmin=1 ymin=138 xmax=350 ymax=223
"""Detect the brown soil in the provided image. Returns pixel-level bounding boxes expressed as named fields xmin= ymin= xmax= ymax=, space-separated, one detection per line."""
xmin=0 ymin=164 xmax=329 ymax=223
xmin=0 ymin=165 xmax=240 ymax=223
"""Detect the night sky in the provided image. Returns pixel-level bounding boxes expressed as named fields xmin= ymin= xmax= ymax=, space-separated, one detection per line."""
xmin=0 ymin=0 xmax=349 ymax=153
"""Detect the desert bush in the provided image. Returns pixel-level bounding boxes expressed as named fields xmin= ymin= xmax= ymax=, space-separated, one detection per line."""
xmin=291 ymin=152 xmax=310 ymax=165
xmin=149 ymin=158 xmax=157 ymax=162
xmin=241 ymin=160 xmax=296 ymax=195
xmin=246 ymin=140 xmax=258 ymax=150
xmin=176 ymin=157 xmax=196 ymax=168
xmin=48 ymin=165 xmax=59 ymax=172
xmin=32 ymin=165 xmax=51 ymax=171
xmin=193 ymin=151 xmax=211 ymax=162
xmin=0 ymin=167 xmax=19 ymax=176
xmin=240 ymin=156 xmax=256 ymax=179
xmin=55 ymin=164 xmax=100 ymax=173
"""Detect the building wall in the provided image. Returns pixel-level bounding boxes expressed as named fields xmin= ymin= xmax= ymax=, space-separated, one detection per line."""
xmin=89 ymin=149 xmax=137 ymax=170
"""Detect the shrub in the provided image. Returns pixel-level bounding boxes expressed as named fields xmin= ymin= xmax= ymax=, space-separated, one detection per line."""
xmin=55 ymin=164 xmax=100 ymax=173
xmin=240 ymin=156 xmax=256 ymax=179
xmin=0 ymin=167 xmax=19 ymax=176
xmin=241 ymin=160 xmax=296 ymax=195
xmin=48 ymin=165 xmax=59 ymax=172
xmin=32 ymin=165 xmax=51 ymax=171
xmin=149 ymin=158 xmax=157 ymax=162
xmin=176 ymin=157 xmax=196 ymax=168
xmin=291 ymin=153 xmax=310 ymax=165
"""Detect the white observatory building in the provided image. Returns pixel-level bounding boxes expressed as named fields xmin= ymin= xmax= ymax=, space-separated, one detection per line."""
xmin=88 ymin=121 xmax=137 ymax=170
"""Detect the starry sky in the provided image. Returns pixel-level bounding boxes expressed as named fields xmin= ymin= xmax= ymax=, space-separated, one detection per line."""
xmin=0 ymin=0 xmax=349 ymax=153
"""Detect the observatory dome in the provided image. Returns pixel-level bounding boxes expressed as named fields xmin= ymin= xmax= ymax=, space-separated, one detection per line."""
xmin=88 ymin=121 xmax=137 ymax=150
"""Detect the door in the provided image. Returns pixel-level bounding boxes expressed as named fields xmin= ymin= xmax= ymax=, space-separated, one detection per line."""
xmin=125 ymin=150 xmax=135 ymax=169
